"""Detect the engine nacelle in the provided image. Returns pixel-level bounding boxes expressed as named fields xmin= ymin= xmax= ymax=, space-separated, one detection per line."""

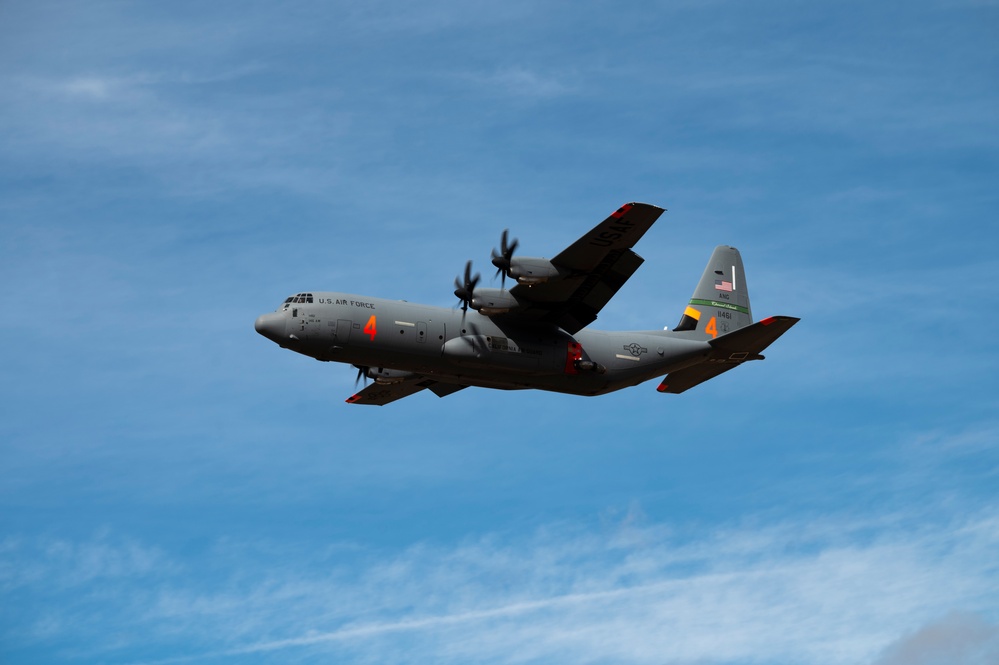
xmin=368 ymin=368 xmax=418 ymax=384
xmin=469 ymin=288 xmax=522 ymax=315
xmin=508 ymin=257 xmax=561 ymax=285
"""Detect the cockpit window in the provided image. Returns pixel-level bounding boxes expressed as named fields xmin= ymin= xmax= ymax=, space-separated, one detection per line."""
xmin=284 ymin=293 xmax=314 ymax=304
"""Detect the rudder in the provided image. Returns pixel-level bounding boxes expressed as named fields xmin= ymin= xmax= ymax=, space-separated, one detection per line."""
xmin=672 ymin=245 xmax=753 ymax=340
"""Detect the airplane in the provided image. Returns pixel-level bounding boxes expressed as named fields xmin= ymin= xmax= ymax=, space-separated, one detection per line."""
xmin=254 ymin=202 xmax=798 ymax=405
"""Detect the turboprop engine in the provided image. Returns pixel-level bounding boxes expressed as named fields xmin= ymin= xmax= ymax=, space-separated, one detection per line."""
xmin=490 ymin=229 xmax=561 ymax=286
xmin=469 ymin=288 xmax=521 ymax=315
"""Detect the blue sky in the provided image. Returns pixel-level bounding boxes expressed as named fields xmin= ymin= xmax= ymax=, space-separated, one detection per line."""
xmin=2 ymin=1 xmax=998 ymax=663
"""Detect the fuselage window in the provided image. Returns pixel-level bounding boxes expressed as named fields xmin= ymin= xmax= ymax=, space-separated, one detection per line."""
xmin=283 ymin=293 xmax=314 ymax=305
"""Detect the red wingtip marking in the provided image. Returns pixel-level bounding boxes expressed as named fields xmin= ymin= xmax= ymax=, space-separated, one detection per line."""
xmin=760 ymin=316 xmax=776 ymax=326
xmin=657 ymin=383 xmax=668 ymax=393
xmin=346 ymin=395 xmax=361 ymax=403
xmin=611 ymin=203 xmax=633 ymax=218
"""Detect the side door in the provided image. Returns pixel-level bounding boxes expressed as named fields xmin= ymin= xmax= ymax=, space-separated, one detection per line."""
xmin=334 ymin=318 xmax=353 ymax=346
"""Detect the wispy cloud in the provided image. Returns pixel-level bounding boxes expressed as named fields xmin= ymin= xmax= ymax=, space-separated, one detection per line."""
xmin=458 ymin=66 xmax=577 ymax=99
xmin=4 ymin=507 xmax=997 ymax=665
xmin=0 ymin=531 xmax=172 ymax=592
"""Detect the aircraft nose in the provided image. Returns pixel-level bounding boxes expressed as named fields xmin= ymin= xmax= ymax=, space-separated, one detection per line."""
xmin=254 ymin=312 xmax=286 ymax=342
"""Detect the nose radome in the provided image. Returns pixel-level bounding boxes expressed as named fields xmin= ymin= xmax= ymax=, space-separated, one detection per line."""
xmin=254 ymin=312 xmax=285 ymax=342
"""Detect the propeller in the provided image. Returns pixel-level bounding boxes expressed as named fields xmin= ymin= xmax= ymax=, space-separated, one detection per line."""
xmin=490 ymin=229 xmax=519 ymax=288
xmin=453 ymin=260 xmax=481 ymax=312
xmin=354 ymin=365 xmax=369 ymax=389
xmin=462 ymin=321 xmax=488 ymax=356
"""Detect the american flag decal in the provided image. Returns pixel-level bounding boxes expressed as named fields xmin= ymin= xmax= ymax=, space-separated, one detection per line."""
xmin=714 ymin=279 xmax=733 ymax=292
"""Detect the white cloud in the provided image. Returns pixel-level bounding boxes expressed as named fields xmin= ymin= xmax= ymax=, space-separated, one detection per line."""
xmin=471 ymin=67 xmax=576 ymax=99
xmin=5 ymin=508 xmax=997 ymax=665
xmin=0 ymin=531 xmax=172 ymax=592
xmin=61 ymin=76 xmax=118 ymax=100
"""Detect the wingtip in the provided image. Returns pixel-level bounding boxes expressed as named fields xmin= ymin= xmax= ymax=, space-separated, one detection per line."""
xmin=611 ymin=203 xmax=635 ymax=218
xmin=620 ymin=201 xmax=666 ymax=212
xmin=759 ymin=315 xmax=801 ymax=326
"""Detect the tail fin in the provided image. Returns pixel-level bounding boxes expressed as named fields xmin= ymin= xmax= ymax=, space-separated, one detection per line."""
xmin=672 ymin=245 xmax=753 ymax=340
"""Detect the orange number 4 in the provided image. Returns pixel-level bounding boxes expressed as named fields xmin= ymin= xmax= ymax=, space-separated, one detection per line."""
xmin=705 ymin=316 xmax=718 ymax=339
xmin=363 ymin=315 xmax=377 ymax=341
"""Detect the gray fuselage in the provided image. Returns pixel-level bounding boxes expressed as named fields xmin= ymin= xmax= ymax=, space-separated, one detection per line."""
xmin=255 ymin=291 xmax=712 ymax=396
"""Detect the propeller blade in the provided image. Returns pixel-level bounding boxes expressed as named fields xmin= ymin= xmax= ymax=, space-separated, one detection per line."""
xmin=490 ymin=229 xmax=519 ymax=289
xmin=506 ymin=235 xmax=519 ymax=257
xmin=463 ymin=321 xmax=487 ymax=355
xmin=453 ymin=260 xmax=480 ymax=312
xmin=466 ymin=260 xmax=480 ymax=290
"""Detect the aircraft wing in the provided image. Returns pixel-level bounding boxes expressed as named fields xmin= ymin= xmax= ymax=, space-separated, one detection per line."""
xmin=346 ymin=378 xmax=467 ymax=406
xmin=656 ymin=315 xmax=800 ymax=394
xmin=507 ymin=202 xmax=665 ymax=334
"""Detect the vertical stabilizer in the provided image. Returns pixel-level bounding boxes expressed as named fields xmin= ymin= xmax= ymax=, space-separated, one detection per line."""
xmin=672 ymin=245 xmax=753 ymax=340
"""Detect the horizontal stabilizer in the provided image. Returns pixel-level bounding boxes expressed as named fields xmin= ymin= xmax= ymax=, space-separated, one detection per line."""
xmin=657 ymin=315 xmax=799 ymax=394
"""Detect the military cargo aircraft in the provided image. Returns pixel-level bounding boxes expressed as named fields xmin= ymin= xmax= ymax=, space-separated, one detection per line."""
xmin=254 ymin=203 xmax=798 ymax=405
